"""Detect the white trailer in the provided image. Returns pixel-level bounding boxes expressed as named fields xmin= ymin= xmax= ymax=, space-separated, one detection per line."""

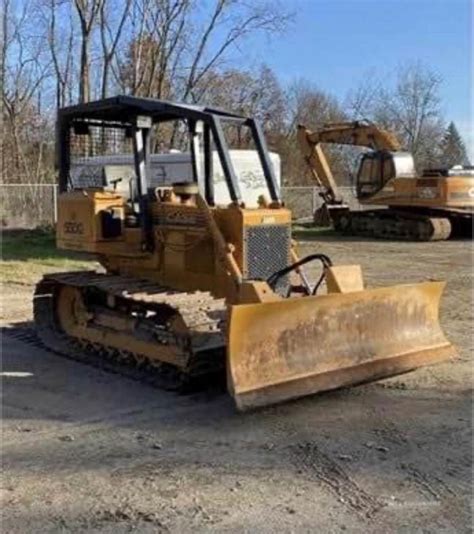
xmin=71 ymin=150 xmax=281 ymax=208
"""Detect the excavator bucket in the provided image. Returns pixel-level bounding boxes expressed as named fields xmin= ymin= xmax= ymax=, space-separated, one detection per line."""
xmin=227 ymin=281 xmax=455 ymax=411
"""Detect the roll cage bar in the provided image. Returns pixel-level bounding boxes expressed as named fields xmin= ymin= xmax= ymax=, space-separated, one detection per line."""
xmin=56 ymin=95 xmax=281 ymax=206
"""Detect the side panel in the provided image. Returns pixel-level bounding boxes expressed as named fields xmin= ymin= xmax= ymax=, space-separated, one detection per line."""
xmin=58 ymin=191 xmax=293 ymax=301
xmin=56 ymin=191 xmax=125 ymax=252
xmin=363 ymin=176 xmax=474 ymax=209
xmin=105 ymin=203 xmax=292 ymax=300
xmin=443 ymin=176 xmax=474 ymax=208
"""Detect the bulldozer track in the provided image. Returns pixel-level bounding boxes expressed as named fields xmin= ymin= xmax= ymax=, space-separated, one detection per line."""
xmin=339 ymin=211 xmax=452 ymax=241
xmin=2 ymin=321 xmax=184 ymax=391
xmin=32 ymin=271 xmax=227 ymax=392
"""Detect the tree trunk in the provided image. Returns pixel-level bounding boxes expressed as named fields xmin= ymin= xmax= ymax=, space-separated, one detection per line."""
xmin=79 ymin=34 xmax=91 ymax=103
xmin=101 ymin=58 xmax=109 ymax=99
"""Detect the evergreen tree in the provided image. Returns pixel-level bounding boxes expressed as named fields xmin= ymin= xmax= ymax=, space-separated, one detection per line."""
xmin=438 ymin=122 xmax=471 ymax=168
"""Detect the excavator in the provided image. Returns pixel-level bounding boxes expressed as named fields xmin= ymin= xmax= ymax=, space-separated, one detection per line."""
xmin=34 ymin=96 xmax=456 ymax=410
xmin=297 ymin=121 xmax=474 ymax=240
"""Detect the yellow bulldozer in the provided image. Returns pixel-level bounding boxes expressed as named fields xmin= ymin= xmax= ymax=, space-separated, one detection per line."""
xmin=297 ymin=121 xmax=474 ymax=240
xmin=34 ymin=97 xmax=456 ymax=410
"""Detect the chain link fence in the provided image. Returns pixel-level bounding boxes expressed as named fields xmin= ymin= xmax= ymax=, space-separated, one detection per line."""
xmin=1 ymin=184 xmax=58 ymax=229
xmin=0 ymin=184 xmax=363 ymax=229
xmin=282 ymin=186 xmax=362 ymax=220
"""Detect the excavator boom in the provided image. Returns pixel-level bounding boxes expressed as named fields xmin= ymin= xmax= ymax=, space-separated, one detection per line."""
xmin=301 ymin=121 xmax=402 ymax=151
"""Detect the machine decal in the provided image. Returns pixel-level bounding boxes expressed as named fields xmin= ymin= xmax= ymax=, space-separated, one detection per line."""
xmin=64 ymin=222 xmax=84 ymax=234
xmin=63 ymin=212 xmax=84 ymax=235
xmin=417 ymin=187 xmax=438 ymax=199
xmin=157 ymin=209 xmax=205 ymax=227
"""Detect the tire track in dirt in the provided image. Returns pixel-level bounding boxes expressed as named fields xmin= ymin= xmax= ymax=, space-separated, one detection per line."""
xmin=90 ymin=507 xmax=169 ymax=532
xmin=291 ymin=442 xmax=383 ymax=519
xmin=372 ymin=420 xmax=408 ymax=447
xmin=401 ymin=463 xmax=458 ymax=501
xmin=257 ymin=399 xmax=386 ymax=520
xmin=368 ymin=400 xmax=461 ymax=504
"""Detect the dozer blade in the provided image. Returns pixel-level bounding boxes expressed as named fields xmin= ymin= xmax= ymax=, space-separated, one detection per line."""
xmin=227 ymin=281 xmax=456 ymax=411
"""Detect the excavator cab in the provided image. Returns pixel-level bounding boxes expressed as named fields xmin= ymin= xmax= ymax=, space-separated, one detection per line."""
xmin=356 ymin=151 xmax=394 ymax=198
xmin=356 ymin=151 xmax=417 ymax=199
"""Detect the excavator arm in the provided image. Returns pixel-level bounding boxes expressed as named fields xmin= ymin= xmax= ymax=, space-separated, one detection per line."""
xmin=296 ymin=121 xmax=402 ymax=226
xmin=299 ymin=121 xmax=401 ymax=151
xmin=296 ymin=127 xmax=343 ymax=205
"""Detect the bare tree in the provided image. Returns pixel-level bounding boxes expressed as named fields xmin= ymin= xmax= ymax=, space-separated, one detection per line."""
xmin=197 ymin=65 xmax=286 ymax=148
xmin=74 ymin=0 xmax=103 ymax=103
xmin=116 ymin=0 xmax=190 ymax=98
xmin=99 ymin=0 xmax=131 ymax=98
xmin=345 ymin=70 xmax=381 ymax=120
xmin=117 ymin=0 xmax=291 ymax=101
xmin=1 ymin=0 xmax=10 ymax=178
xmin=286 ymin=79 xmax=343 ymax=134
xmin=2 ymin=0 xmax=52 ymax=182
xmin=115 ymin=0 xmax=291 ymax=147
xmin=345 ymin=63 xmax=445 ymax=171
xmin=0 ymin=0 xmax=8 ymax=106
xmin=43 ymin=0 xmax=76 ymax=107
xmin=377 ymin=63 xmax=443 ymax=167
xmin=282 ymin=80 xmax=346 ymax=185
xmin=181 ymin=0 xmax=290 ymax=103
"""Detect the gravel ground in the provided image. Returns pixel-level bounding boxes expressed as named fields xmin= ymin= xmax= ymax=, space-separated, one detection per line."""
xmin=1 ymin=236 xmax=472 ymax=533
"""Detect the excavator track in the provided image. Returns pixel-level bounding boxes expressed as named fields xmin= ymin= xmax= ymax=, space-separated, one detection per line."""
xmin=33 ymin=272 xmax=227 ymax=391
xmin=338 ymin=210 xmax=452 ymax=241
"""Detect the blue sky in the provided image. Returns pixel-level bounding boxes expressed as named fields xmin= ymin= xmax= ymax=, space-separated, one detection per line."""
xmin=244 ymin=0 xmax=472 ymax=156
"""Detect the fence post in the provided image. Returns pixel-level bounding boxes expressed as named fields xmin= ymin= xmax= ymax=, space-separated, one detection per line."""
xmin=312 ymin=186 xmax=318 ymax=215
xmin=52 ymin=185 xmax=58 ymax=225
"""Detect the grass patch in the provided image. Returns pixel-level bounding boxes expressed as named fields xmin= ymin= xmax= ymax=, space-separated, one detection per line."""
xmin=1 ymin=229 xmax=95 ymax=285
xmin=0 ymin=224 xmax=345 ymax=286
xmin=292 ymin=223 xmax=337 ymax=241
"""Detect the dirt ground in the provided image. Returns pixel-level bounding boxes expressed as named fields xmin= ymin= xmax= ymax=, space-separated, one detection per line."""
xmin=1 ymin=236 xmax=472 ymax=533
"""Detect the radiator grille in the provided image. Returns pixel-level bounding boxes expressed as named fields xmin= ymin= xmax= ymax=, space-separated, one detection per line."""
xmin=244 ymin=224 xmax=291 ymax=295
